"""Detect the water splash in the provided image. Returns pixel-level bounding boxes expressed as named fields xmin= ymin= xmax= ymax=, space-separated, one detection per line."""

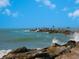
xmin=0 ymin=49 xmax=12 ymax=58
xmin=51 ymin=37 xmax=67 ymax=45
xmin=52 ymin=38 xmax=59 ymax=44
xmin=70 ymin=32 xmax=79 ymax=42
xmin=51 ymin=38 xmax=59 ymax=46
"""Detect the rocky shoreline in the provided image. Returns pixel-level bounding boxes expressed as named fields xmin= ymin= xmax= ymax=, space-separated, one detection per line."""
xmin=1 ymin=40 xmax=79 ymax=59
xmin=30 ymin=28 xmax=74 ymax=35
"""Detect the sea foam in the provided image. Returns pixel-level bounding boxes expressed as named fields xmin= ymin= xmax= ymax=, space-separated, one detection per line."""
xmin=51 ymin=38 xmax=66 ymax=45
xmin=70 ymin=32 xmax=79 ymax=42
xmin=52 ymin=38 xmax=59 ymax=44
xmin=0 ymin=49 xmax=12 ymax=58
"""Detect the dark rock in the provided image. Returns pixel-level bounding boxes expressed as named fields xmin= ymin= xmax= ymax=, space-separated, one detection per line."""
xmin=53 ymin=43 xmax=62 ymax=47
xmin=10 ymin=47 xmax=30 ymax=53
xmin=63 ymin=40 xmax=76 ymax=48
xmin=34 ymin=52 xmax=52 ymax=59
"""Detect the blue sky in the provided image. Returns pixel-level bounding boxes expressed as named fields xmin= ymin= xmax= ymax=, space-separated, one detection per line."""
xmin=0 ymin=0 xmax=79 ymax=28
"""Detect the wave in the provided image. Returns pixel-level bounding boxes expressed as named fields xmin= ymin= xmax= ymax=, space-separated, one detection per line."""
xmin=52 ymin=38 xmax=59 ymax=44
xmin=70 ymin=32 xmax=79 ymax=42
xmin=51 ymin=37 xmax=67 ymax=45
xmin=51 ymin=38 xmax=62 ymax=45
xmin=0 ymin=49 xmax=12 ymax=58
xmin=51 ymin=32 xmax=79 ymax=45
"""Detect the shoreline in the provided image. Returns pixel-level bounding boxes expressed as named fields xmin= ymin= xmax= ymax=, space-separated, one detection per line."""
xmin=1 ymin=40 xmax=79 ymax=59
xmin=0 ymin=30 xmax=79 ymax=59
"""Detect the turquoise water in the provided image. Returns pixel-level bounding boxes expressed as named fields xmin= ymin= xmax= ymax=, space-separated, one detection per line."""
xmin=0 ymin=29 xmax=70 ymax=49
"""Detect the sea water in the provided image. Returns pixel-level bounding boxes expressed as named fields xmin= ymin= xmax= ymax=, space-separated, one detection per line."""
xmin=0 ymin=29 xmax=70 ymax=49
xmin=0 ymin=29 xmax=72 ymax=58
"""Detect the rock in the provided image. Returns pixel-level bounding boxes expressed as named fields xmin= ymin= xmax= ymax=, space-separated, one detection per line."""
xmin=47 ymin=45 xmax=66 ymax=57
xmin=55 ymin=46 xmax=79 ymax=59
xmin=10 ymin=47 xmax=30 ymax=53
xmin=63 ymin=40 xmax=76 ymax=48
xmin=34 ymin=52 xmax=52 ymax=59
xmin=2 ymin=40 xmax=79 ymax=59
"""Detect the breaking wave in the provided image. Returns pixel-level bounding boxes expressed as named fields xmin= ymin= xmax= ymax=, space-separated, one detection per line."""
xmin=0 ymin=49 xmax=12 ymax=58
xmin=51 ymin=38 xmax=66 ymax=45
xmin=51 ymin=32 xmax=79 ymax=46
xmin=70 ymin=32 xmax=79 ymax=42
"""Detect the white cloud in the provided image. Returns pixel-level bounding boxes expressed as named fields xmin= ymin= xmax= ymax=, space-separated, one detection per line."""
xmin=68 ymin=9 xmax=79 ymax=18
xmin=12 ymin=12 xmax=18 ymax=17
xmin=35 ymin=0 xmax=41 ymax=2
xmin=35 ymin=0 xmax=56 ymax=9
xmin=68 ymin=13 xmax=73 ymax=17
xmin=0 ymin=0 xmax=12 ymax=16
xmin=0 ymin=0 xmax=10 ymax=8
xmin=43 ymin=0 xmax=56 ymax=8
xmin=75 ymin=0 xmax=79 ymax=4
xmin=62 ymin=7 xmax=68 ymax=11
xmin=2 ymin=9 xmax=11 ymax=16
xmin=0 ymin=0 xmax=19 ymax=17
xmin=2 ymin=9 xmax=18 ymax=17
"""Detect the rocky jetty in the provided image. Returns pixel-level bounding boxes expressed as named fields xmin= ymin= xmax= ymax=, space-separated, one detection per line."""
xmin=2 ymin=40 xmax=79 ymax=59
xmin=30 ymin=28 xmax=73 ymax=35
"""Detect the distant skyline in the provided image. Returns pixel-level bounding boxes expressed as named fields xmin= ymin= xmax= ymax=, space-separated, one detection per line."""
xmin=0 ymin=0 xmax=79 ymax=28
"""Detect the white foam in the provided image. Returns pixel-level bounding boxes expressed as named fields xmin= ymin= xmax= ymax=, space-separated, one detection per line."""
xmin=70 ymin=32 xmax=79 ymax=42
xmin=52 ymin=38 xmax=59 ymax=44
xmin=36 ymin=48 xmax=42 ymax=50
xmin=51 ymin=38 xmax=67 ymax=45
xmin=0 ymin=49 xmax=12 ymax=58
xmin=51 ymin=38 xmax=59 ymax=46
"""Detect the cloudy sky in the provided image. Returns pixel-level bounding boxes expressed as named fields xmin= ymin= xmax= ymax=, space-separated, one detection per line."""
xmin=0 ymin=0 xmax=79 ymax=28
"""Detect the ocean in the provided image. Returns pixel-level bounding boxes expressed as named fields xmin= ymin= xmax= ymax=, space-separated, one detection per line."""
xmin=0 ymin=29 xmax=78 ymax=58
xmin=0 ymin=29 xmax=70 ymax=49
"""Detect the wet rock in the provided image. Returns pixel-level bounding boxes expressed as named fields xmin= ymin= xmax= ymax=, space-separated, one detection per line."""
xmin=2 ymin=40 xmax=79 ymax=59
xmin=63 ymin=40 xmax=76 ymax=48
xmin=10 ymin=47 xmax=30 ymax=53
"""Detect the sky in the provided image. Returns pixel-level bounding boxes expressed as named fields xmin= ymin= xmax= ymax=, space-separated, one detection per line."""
xmin=0 ymin=0 xmax=79 ymax=28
